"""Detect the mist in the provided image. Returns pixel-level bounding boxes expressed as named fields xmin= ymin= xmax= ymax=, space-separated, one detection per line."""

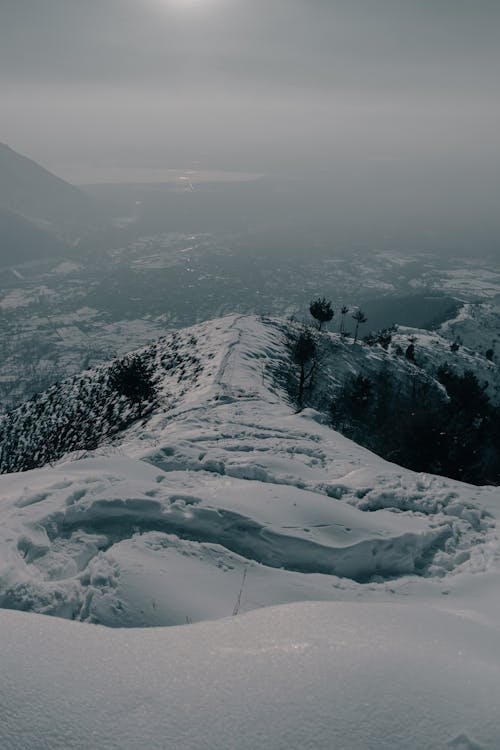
xmin=1 ymin=0 xmax=499 ymax=254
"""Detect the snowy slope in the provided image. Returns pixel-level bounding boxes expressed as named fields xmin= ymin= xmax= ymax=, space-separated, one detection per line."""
xmin=2 ymin=601 xmax=500 ymax=750
xmin=0 ymin=315 xmax=498 ymax=629
xmin=1 ymin=313 xmax=500 ymax=748
xmin=439 ymin=300 xmax=500 ymax=362
xmin=393 ymin=320 xmax=500 ymax=404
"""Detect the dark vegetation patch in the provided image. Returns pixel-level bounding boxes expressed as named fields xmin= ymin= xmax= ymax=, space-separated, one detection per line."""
xmin=281 ymin=300 xmax=500 ymax=487
xmin=0 ymin=332 xmax=202 ymax=474
xmin=331 ymin=365 xmax=500 ymax=485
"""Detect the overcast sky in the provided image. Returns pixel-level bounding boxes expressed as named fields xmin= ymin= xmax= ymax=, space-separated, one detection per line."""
xmin=1 ymin=0 xmax=499 ymax=185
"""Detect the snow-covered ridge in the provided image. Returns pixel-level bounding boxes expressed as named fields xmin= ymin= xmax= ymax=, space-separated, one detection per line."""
xmin=1 ymin=309 xmax=497 ymax=475
xmin=0 ymin=315 xmax=250 ymax=473
xmin=0 ymin=315 xmax=498 ymax=628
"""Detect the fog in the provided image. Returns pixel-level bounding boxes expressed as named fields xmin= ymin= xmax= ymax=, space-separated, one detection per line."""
xmin=1 ymin=0 xmax=499 ymax=253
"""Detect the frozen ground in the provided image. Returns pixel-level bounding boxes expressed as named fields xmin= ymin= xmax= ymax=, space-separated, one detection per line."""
xmin=1 ymin=314 xmax=500 ymax=747
xmin=440 ymin=300 xmax=500 ymax=361
xmin=0 ymin=315 xmax=498 ymax=626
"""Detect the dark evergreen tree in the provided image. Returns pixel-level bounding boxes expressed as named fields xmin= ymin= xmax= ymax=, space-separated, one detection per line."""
xmin=405 ymin=343 xmax=416 ymax=361
xmin=109 ymin=355 xmax=157 ymax=416
xmin=331 ymin=373 xmax=374 ymax=438
xmin=364 ymin=326 xmax=397 ymax=350
xmin=309 ymin=297 xmax=334 ymax=331
xmin=284 ymin=327 xmax=318 ymax=410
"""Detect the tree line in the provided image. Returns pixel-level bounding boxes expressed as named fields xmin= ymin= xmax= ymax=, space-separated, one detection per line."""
xmin=284 ymin=297 xmax=500 ymax=485
xmin=332 ymin=364 xmax=500 ymax=485
xmin=309 ymin=297 xmax=368 ymax=342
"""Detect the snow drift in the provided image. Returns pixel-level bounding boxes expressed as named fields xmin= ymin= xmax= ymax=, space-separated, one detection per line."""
xmin=1 ymin=601 xmax=499 ymax=750
xmin=0 ymin=315 xmax=497 ymax=628
xmin=1 ymin=314 xmax=500 ymax=748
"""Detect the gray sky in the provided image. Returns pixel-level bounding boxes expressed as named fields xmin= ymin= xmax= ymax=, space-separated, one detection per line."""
xmin=1 ymin=0 xmax=499 ymax=184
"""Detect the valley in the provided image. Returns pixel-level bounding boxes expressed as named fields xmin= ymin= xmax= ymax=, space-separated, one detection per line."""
xmin=2 ymin=223 xmax=499 ymax=410
xmin=2 ymin=1 xmax=500 ymax=745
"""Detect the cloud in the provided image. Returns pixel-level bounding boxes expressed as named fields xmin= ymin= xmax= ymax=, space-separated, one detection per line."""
xmin=1 ymin=0 xmax=499 ymax=92
xmin=0 ymin=0 xmax=499 ymax=177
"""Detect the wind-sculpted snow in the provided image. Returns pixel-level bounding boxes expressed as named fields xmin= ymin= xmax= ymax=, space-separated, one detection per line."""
xmin=0 ymin=316 xmax=497 ymax=627
xmin=1 ymin=315 xmax=499 ymax=748
xmin=0 ymin=455 xmax=459 ymax=626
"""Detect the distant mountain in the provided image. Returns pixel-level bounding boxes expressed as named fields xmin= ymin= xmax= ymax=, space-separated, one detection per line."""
xmin=0 ymin=206 xmax=69 ymax=265
xmin=0 ymin=143 xmax=105 ymax=238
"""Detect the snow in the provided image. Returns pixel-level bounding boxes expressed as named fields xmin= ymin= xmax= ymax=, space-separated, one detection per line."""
xmin=1 ymin=601 xmax=500 ymax=749
xmin=2 ymin=315 xmax=497 ymax=626
xmin=52 ymin=261 xmax=82 ymax=275
xmin=0 ymin=285 xmax=54 ymax=310
xmin=1 ymin=313 xmax=500 ymax=746
xmin=439 ymin=267 xmax=500 ymax=298
xmin=1 ymin=449 xmax=467 ymax=625
xmin=439 ymin=301 xmax=500 ymax=361
xmin=0 ymin=315 xmax=498 ymax=626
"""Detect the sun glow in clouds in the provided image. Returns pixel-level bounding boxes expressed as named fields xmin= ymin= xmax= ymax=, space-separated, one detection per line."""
xmin=150 ymin=0 xmax=227 ymax=21
xmin=161 ymin=0 xmax=216 ymax=9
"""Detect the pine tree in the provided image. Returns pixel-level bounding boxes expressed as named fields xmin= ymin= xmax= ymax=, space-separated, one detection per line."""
xmin=109 ymin=355 xmax=157 ymax=417
xmin=290 ymin=328 xmax=317 ymax=409
xmin=309 ymin=297 xmax=334 ymax=331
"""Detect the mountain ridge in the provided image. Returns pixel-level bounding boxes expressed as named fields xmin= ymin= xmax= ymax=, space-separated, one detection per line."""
xmin=1 ymin=313 xmax=497 ymax=475
xmin=0 ymin=314 xmax=497 ymax=629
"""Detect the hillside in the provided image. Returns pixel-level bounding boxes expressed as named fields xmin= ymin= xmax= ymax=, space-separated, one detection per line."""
xmin=440 ymin=299 xmax=500 ymax=359
xmin=0 ymin=315 xmax=498 ymax=630
xmin=0 ymin=206 xmax=69 ymax=265
xmin=0 ymin=142 xmax=104 ymax=238
xmin=1 ymin=313 xmax=500 ymax=747
xmin=2 ymin=312 xmax=498 ymax=476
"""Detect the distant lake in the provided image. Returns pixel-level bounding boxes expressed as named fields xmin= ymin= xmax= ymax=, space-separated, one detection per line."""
xmin=357 ymin=294 xmax=462 ymax=332
xmin=71 ymin=168 xmax=264 ymax=186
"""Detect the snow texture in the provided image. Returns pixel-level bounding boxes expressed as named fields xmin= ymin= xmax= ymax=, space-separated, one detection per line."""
xmin=1 ymin=314 xmax=500 ymax=747
xmin=0 ymin=315 xmax=498 ymax=627
xmin=1 ymin=601 xmax=499 ymax=749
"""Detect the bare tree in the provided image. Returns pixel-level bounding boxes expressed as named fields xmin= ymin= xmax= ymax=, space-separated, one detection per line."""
xmin=352 ymin=309 xmax=367 ymax=343
xmin=339 ymin=305 xmax=349 ymax=334
xmin=284 ymin=326 xmax=318 ymax=410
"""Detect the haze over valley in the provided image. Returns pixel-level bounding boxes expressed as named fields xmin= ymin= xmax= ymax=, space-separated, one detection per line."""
xmin=1 ymin=2 xmax=500 ymax=749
